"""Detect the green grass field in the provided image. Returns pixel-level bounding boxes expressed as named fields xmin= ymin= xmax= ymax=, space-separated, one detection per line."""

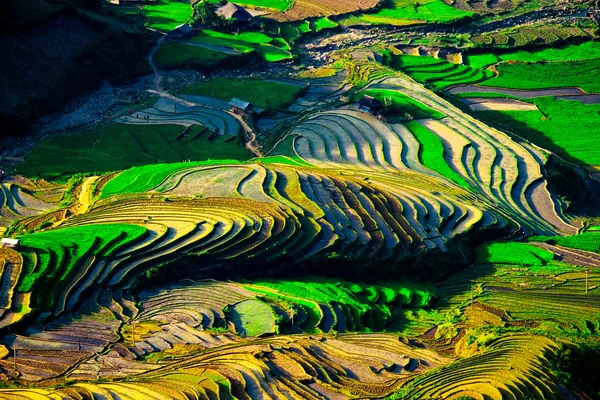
xmin=190 ymin=30 xmax=292 ymax=62
xmin=476 ymin=241 xmax=554 ymax=266
xmin=243 ymin=277 xmax=435 ymax=332
xmin=154 ymin=42 xmax=234 ymax=68
xmin=478 ymin=97 xmax=600 ymax=166
xmin=391 ymin=54 xmax=493 ymax=90
xmin=17 ymin=224 xmax=146 ymax=292
xmin=229 ymin=299 xmax=276 ymax=337
xmin=357 ymin=0 xmax=472 ymax=26
xmin=180 ymin=78 xmax=302 ymax=110
xmin=466 ymin=41 xmax=600 ymax=69
xmin=311 ymin=17 xmax=338 ymax=32
xmin=529 ymin=232 xmax=600 ymax=254
xmin=17 ymin=124 xmax=251 ymax=180
xmin=99 ymin=160 xmax=243 ymax=198
xmin=480 ymin=58 xmax=600 ymax=93
xmin=144 ymin=0 xmax=192 ymax=31
xmin=206 ymin=0 xmax=291 ymax=11
xmin=358 ymin=89 xmax=446 ymax=119
xmin=404 ymin=121 xmax=471 ymax=189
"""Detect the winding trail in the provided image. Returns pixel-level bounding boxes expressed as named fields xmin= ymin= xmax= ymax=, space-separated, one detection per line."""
xmin=145 ymin=34 xmax=261 ymax=156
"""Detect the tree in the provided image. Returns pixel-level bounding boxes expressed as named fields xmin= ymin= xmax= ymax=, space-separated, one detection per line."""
xmin=192 ymin=1 xmax=226 ymax=29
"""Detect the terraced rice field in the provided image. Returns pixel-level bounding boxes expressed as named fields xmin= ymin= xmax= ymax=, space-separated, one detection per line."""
xmin=269 ymin=0 xmax=379 ymax=21
xmin=0 ymin=45 xmax=596 ymax=398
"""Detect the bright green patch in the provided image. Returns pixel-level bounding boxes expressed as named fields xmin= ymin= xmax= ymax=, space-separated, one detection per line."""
xmin=476 ymin=242 xmax=554 ymax=266
xmin=180 ymin=78 xmax=302 ymax=110
xmin=17 ymin=224 xmax=146 ymax=293
xmin=243 ymin=277 xmax=435 ymax=332
xmin=480 ymin=58 xmax=600 ymax=93
xmin=190 ymin=30 xmax=292 ymax=62
xmin=229 ymin=299 xmax=276 ymax=337
xmin=391 ymin=54 xmax=493 ymax=90
xmin=154 ymin=42 xmax=234 ymax=68
xmin=477 ymin=97 xmax=600 ymax=166
xmin=405 ymin=121 xmax=471 ymax=189
xmin=358 ymin=89 xmax=445 ymax=119
xmin=466 ymin=42 xmax=600 ymax=69
xmin=358 ymin=0 xmax=472 ymax=26
xmin=202 ymin=29 xmax=273 ymax=44
xmin=258 ymin=156 xmax=312 ymax=167
xmin=206 ymin=0 xmax=291 ymax=11
xmin=529 ymin=232 xmax=600 ymax=254
xmin=311 ymin=17 xmax=338 ymax=32
xmin=144 ymin=0 xmax=192 ymax=31
xmin=256 ymin=43 xmax=292 ymax=61
xmin=293 ymin=20 xmax=310 ymax=33
xmin=17 ymin=124 xmax=250 ymax=180
xmin=99 ymin=160 xmax=244 ymax=198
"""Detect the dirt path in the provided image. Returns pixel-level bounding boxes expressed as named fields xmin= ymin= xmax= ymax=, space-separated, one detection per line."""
xmin=77 ymin=176 xmax=100 ymax=214
xmin=230 ymin=113 xmax=262 ymax=157
xmin=532 ymin=242 xmax=600 ymax=268
xmin=462 ymin=97 xmax=539 ymax=111
xmin=447 ymin=86 xmax=588 ymax=98
xmin=148 ymin=33 xmax=167 ymax=93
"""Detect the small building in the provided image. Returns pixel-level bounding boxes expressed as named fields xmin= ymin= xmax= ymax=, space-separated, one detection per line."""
xmin=229 ymin=98 xmax=253 ymax=116
xmin=358 ymin=95 xmax=383 ymax=116
xmin=170 ymin=23 xmax=194 ymax=40
xmin=215 ymin=2 xmax=253 ymax=22
xmin=1 ymin=238 xmax=19 ymax=249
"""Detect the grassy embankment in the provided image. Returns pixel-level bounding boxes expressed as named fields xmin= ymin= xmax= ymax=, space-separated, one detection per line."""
xmin=17 ymin=124 xmax=251 ymax=180
xmin=180 ymin=78 xmax=303 ymax=110
xmin=341 ymin=0 xmax=472 ymax=26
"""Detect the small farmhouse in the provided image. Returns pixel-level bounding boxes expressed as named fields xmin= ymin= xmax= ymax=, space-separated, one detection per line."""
xmin=215 ymin=2 xmax=253 ymax=21
xmin=358 ymin=95 xmax=383 ymax=116
xmin=229 ymin=98 xmax=253 ymax=116
xmin=170 ymin=23 xmax=194 ymax=40
xmin=1 ymin=238 xmax=19 ymax=249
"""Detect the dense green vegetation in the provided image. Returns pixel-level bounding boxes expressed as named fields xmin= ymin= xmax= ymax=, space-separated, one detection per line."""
xmin=144 ymin=0 xmax=193 ymax=31
xmin=17 ymin=123 xmax=250 ymax=180
xmin=405 ymin=121 xmax=471 ymax=189
xmin=180 ymin=78 xmax=303 ymax=110
xmin=480 ymin=58 xmax=600 ymax=93
xmin=478 ymin=97 xmax=600 ymax=166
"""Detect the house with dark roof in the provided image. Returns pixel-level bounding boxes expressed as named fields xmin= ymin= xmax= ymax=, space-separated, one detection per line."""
xmin=229 ymin=98 xmax=253 ymax=116
xmin=215 ymin=2 xmax=253 ymax=21
xmin=170 ymin=23 xmax=194 ymax=40
xmin=358 ymin=95 xmax=383 ymax=116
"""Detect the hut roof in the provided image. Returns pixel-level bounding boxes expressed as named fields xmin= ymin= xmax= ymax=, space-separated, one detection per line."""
xmin=215 ymin=2 xmax=253 ymax=20
xmin=229 ymin=98 xmax=252 ymax=110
